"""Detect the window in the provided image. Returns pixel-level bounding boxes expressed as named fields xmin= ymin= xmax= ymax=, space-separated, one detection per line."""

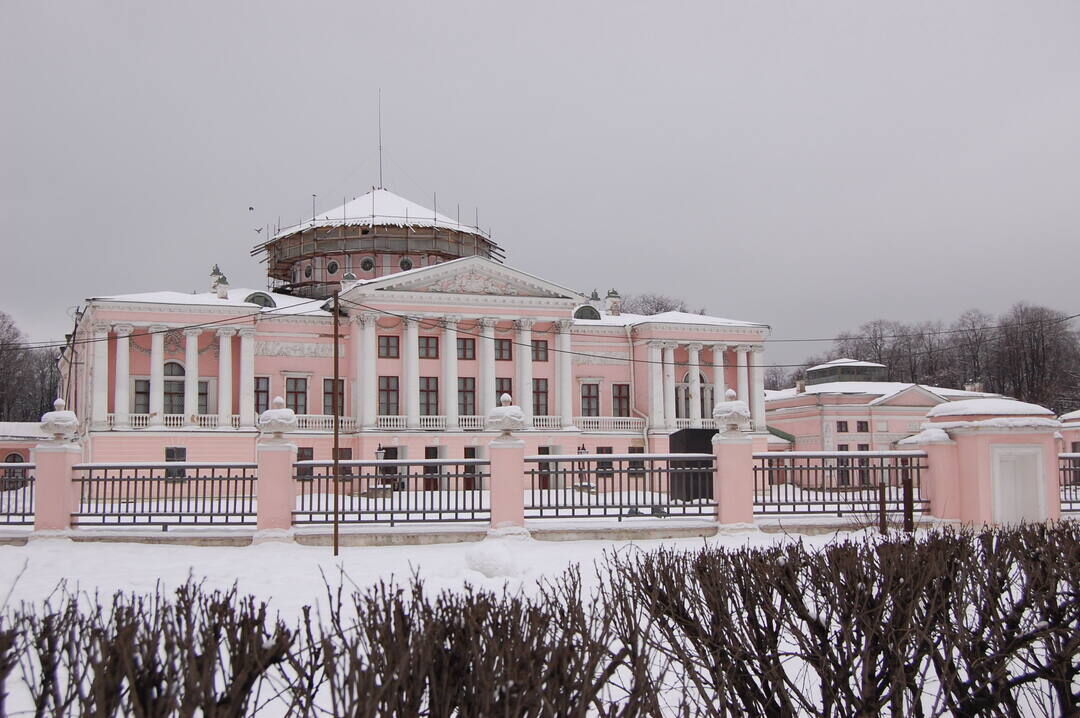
xmin=836 ymin=444 xmax=850 ymax=486
xmin=2 ymin=453 xmax=26 ymax=480
xmin=533 ymin=378 xmax=549 ymax=416
xmin=418 ymin=336 xmax=439 ymax=359
xmin=856 ymin=421 xmax=870 ymax=433
xmin=165 ymin=446 xmax=187 ymax=480
xmin=419 ymin=377 xmax=439 ymax=416
xmin=573 ymin=305 xmax=601 ymax=320
xmin=463 ymin=446 xmax=479 ymax=489
xmin=255 ymin=377 xmax=270 ymax=414
xmin=334 ymin=447 xmax=353 ymax=477
xmin=134 ymin=380 xmax=149 ymax=413
xmin=323 ymin=378 xmax=345 ymax=416
xmin=423 ymin=446 xmax=440 ymax=491
xmin=612 ymin=384 xmax=631 ymax=418
xmin=296 ymin=446 xmax=313 ymax=478
xmin=378 ymin=376 xmax=399 ymax=415
xmin=457 ymin=337 xmax=475 ymax=360
xmin=496 ymin=378 xmax=512 ymax=405
xmin=837 ymin=421 xmax=849 ymax=433
xmin=378 ymin=335 xmax=399 ymax=358
xmin=286 ymin=378 xmax=307 ymax=415
xmin=857 ymin=444 xmax=870 ymax=484
xmin=198 ymin=381 xmax=209 ymax=415
xmin=326 ymin=260 xmax=339 ymax=275
xmin=164 ymin=362 xmax=184 ymax=414
xmin=597 ymin=446 xmax=614 ymax=477
xmin=495 ymin=339 xmax=512 ymax=361
xmin=532 ymin=340 xmax=549 ymax=361
xmin=245 ymin=292 xmax=276 ymax=308
xmin=458 ymin=377 xmax=476 ymax=417
xmin=537 ymin=446 xmax=552 ymax=489
xmin=628 ymin=445 xmax=645 ymax=474
xmin=581 ymin=383 xmax=600 ymax=417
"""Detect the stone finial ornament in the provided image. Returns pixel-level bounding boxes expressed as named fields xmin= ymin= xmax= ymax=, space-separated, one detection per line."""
xmin=487 ymin=393 xmax=526 ymax=437
xmin=713 ymin=388 xmax=751 ymax=434
xmin=40 ymin=398 xmax=79 ymax=441
xmin=258 ymin=396 xmax=297 ymax=439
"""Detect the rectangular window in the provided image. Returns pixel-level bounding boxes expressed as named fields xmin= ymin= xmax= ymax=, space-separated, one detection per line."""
xmin=323 ymin=378 xmax=345 ymax=416
xmin=334 ymin=447 xmax=353 ymax=477
xmin=254 ymin=377 xmax=270 ymax=414
xmin=423 ymin=446 xmax=440 ymax=490
xmin=164 ymin=446 xmax=187 ymax=480
xmin=418 ymin=336 xmax=439 ymax=359
xmin=378 ymin=376 xmax=399 ymax=415
xmin=198 ymin=381 xmax=209 ymax=415
xmin=857 ymin=444 xmax=870 ymax=484
xmin=495 ymin=338 xmax=513 ymax=361
xmin=463 ymin=446 xmax=479 ymax=489
xmin=532 ymin=378 xmax=549 ymax=416
xmin=581 ymin=383 xmax=600 ymax=417
xmin=856 ymin=421 xmax=870 ymax=433
xmin=164 ymin=379 xmax=184 ymax=414
xmin=537 ymin=445 xmax=552 ymax=488
xmin=836 ymin=444 xmax=850 ymax=486
xmin=495 ymin=378 xmax=512 ymax=405
xmin=457 ymin=337 xmax=475 ymax=360
xmin=837 ymin=421 xmax=849 ymax=433
xmin=532 ymin=340 xmax=549 ymax=362
xmin=458 ymin=377 xmax=476 ymax=417
xmin=419 ymin=377 xmax=439 ymax=416
xmin=296 ymin=446 xmax=313 ymax=478
xmin=378 ymin=335 xmax=399 ymax=358
xmin=612 ymin=384 xmax=631 ymax=418
xmin=134 ymin=380 xmax=149 ymax=414
xmin=285 ymin=377 xmax=307 ymax=415
xmin=628 ymin=445 xmax=645 ymax=474
xmin=596 ymin=446 xmax=614 ymax=477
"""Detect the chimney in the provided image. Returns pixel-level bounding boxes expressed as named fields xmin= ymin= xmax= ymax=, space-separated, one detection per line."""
xmin=963 ymin=381 xmax=984 ymax=393
xmin=605 ymin=288 xmax=621 ymax=315
xmin=796 ymin=379 xmax=806 ymax=394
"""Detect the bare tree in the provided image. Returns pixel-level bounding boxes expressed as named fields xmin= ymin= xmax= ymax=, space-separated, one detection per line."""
xmin=0 ymin=311 xmax=59 ymax=421
xmin=621 ymin=293 xmax=705 ymax=316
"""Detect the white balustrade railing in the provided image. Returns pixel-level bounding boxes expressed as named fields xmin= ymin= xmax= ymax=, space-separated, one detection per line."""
xmin=532 ymin=415 xmax=562 ymax=430
xmin=575 ymin=416 xmax=647 ymax=432
xmin=195 ymin=415 xmax=218 ymax=429
xmin=419 ymin=415 xmax=447 ymax=430
xmin=163 ymin=415 xmax=185 ymax=428
xmin=376 ymin=415 xmax=407 ymax=430
xmin=672 ymin=418 xmax=719 ymax=429
xmin=459 ymin=415 xmax=485 ymax=431
xmin=231 ymin=414 xmax=241 ymax=429
xmin=295 ymin=415 xmax=359 ymax=432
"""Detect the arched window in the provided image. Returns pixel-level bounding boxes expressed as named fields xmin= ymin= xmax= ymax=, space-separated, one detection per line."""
xmin=245 ymin=292 xmax=276 ymax=309
xmin=164 ymin=362 xmax=185 ymax=414
xmin=573 ymin=305 xmax=601 ymax=321
xmin=3 ymin=452 xmax=25 ymax=481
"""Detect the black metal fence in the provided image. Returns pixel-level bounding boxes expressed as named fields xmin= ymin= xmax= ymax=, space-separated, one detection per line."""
xmin=523 ymin=453 xmax=717 ymax=520
xmin=1061 ymin=454 xmax=1080 ymax=513
xmin=293 ymin=459 xmax=491 ymax=525
xmin=72 ymin=463 xmax=257 ymax=530
xmin=0 ymin=462 xmax=34 ymax=525
xmin=753 ymin=451 xmax=928 ymax=520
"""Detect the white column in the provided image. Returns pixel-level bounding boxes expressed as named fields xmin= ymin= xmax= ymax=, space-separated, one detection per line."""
xmin=148 ymin=325 xmax=166 ymax=427
xmin=216 ymin=328 xmax=235 ymax=429
xmin=556 ymin=319 xmax=574 ymax=429
xmin=361 ymin=313 xmax=377 ymax=427
xmin=238 ymin=327 xmax=256 ymax=429
xmin=687 ymin=343 xmax=703 ymax=428
xmin=662 ymin=343 xmax=677 ymax=429
xmin=403 ymin=317 xmax=420 ymax=428
xmin=91 ymin=323 xmax=110 ymax=429
xmin=736 ymin=345 xmax=750 ymax=406
xmin=113 ymin=324 xmax=133 ymax=429
xmin=515 ymin=319 xmax=534 ymax=424
xmin=750 ymin=345 xmax=766 ymax=432
xmin=350 ymin=317 xmax=363 ymax=424
xmin=647 ymin=341 xmax=664 ymax=429
xmin=183 ymin=328 xmax=202 ymax=426
xmin=443 ymin=316 xmax=459 ymax=429
xmin=712 ymin=344 xmax=728 ymax=405
xmin=478 ymin=318 xmax=496 ymax=413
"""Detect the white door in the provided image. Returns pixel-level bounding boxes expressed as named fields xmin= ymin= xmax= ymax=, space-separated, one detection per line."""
xmin=991 ymin=446 xmax=1045 ymax=524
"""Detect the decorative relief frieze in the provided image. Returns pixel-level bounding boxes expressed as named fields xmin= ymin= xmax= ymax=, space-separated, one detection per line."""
xmin=572 ymin=351 xmax=630 ymax=366
xmin=256 ymin=341 xmax=336 ymax=358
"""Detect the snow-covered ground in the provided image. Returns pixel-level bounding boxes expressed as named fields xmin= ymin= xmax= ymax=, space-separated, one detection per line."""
xmin=0 ymin=529 xmax=838 ymax=618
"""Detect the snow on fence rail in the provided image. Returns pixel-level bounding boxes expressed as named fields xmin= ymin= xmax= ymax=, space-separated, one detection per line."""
xmin=753 ymin=450 xmax=927 ymax=518
xmin=0 ymin=462 xmax=34 ymax=525
xmin=523 ymin=453 xmax=717 ymax=520
xmin=1061 ymin=453 xmax=1080 ymax=513
xmin=71 ymin=463 xmax=257 ymax=530
xmin=292 ymin=459 xmax=491 ymax=525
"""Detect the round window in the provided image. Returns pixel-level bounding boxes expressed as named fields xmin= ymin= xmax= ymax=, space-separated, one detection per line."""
xmin=399 ymin=257 xmax=413 ymax=271
xmin=360 ymin=257 xmax=375 ymax=272
xmin=304 ymin=264 xmax=313 ymax=278
xmin=326 ymin=260 xmax=339 ymax=275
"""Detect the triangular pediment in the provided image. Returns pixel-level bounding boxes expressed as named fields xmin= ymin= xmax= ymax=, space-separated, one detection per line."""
xmin=872 ymin=385 xmax=947 ymax=408
xmin=355 ymin=257 xmax=583 ymax=300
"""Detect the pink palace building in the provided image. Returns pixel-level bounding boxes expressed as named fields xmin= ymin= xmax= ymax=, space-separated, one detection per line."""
xmin=58 ymin=188 xmax=772 ymax=465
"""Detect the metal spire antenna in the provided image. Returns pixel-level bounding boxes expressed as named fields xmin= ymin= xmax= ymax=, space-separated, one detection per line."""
xmin=378 ymin=89 xmax=384 ymax=189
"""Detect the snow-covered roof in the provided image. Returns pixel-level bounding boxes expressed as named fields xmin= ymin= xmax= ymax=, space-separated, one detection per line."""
xmin=926 ymin=398 xmax=1054 ymax=418
xmin=0 ymin=422 xmax=48 ymax=441
xmin=574 ymin=310 xmax=768 ymax=329
xmin=91 ymin=288 xmax=330 ymax=316
xmin=1060 ymin=409 xmax=1080 ymax=423
xmin=765 ymin=381 xmax=1001 ymax=404
xmin=271 ymin=188 xmax=489 ymax=240
xmin=806 ymin=358 xmax=886 ymax=372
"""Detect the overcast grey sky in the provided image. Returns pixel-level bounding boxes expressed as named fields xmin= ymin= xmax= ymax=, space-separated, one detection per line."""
xmin=2 ymin=0 xmax=1078 ymax=365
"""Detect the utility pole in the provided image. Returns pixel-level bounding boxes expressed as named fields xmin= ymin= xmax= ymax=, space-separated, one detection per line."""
xmin=332 ymin=291 xmax=341 ymax=556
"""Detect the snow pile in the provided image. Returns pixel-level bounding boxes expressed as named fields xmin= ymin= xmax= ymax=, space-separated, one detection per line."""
xmin=464 ymin=528 xmax=532 ymax=578
xmin=898 ymin=427 xmax=951 ymax=445
xmin=927 ymin=398 xmax=1054 ymax=418
xmin=1060 ymin=409 xmax=1080 ymax=424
